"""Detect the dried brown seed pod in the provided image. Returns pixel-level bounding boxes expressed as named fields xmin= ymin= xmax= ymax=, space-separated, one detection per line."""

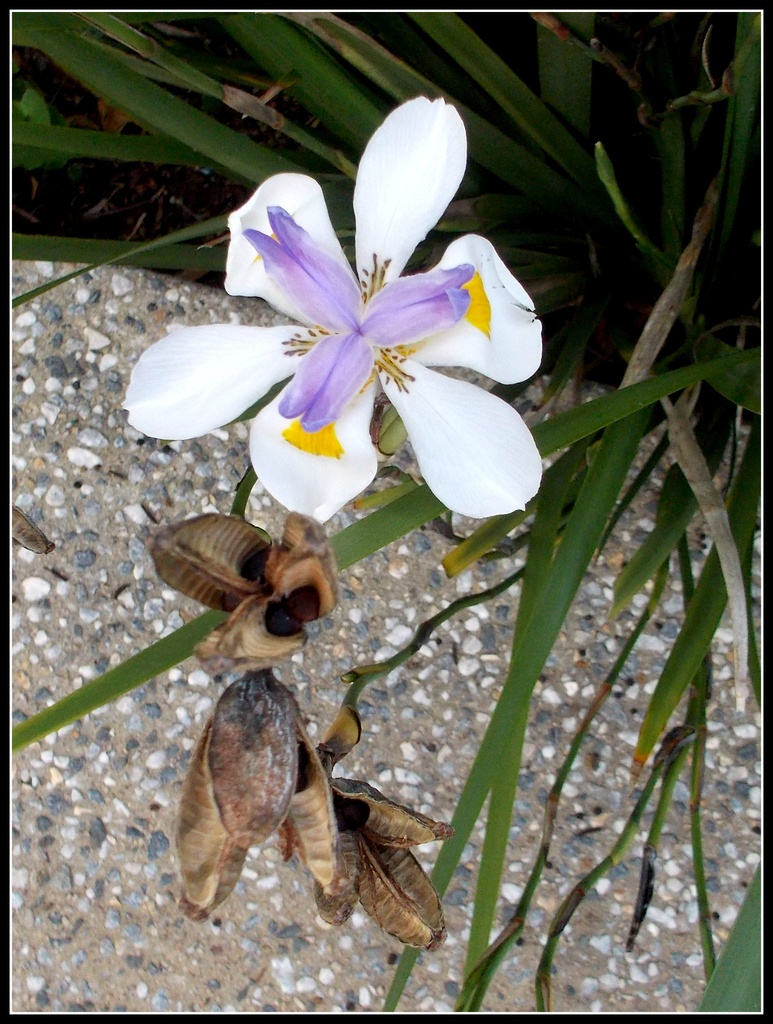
xmin=275 ymin=512 xmax=338 ymax=620
xmin=313 ymin=831 xmax=360 ymax=926
xmin=149 ymin=513 xmax=271 ymax=612
xmin=193 ymin=598 xmax=307 ymax=673
xmin=12 ymin=504 xmax=55 ymax=554
xmin=177 ymin=670 xmax=299 ymax=921
xmin=148 ymin=512 xmax=338 ymax=671
xmin=332 ymin=777 xmax=454 ymax=847
xmin=278 ymin=715 xmax=340 ymax=892
xmin=356 ymin=836 xmax=447 ymax=950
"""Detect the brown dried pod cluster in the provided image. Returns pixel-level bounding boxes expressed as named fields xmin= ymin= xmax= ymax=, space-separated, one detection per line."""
xmin=310 ymin=776 xmax=453 ymax=950
xmin=149 ymin=511 xmax=338 ymax=672
xmin=177 ymin=678 xmax=454 ymax=950
xmin=286 ymin=707 xmax=455 ymax=951
xmin=176 ymin=670 xmax=299 ymax=921
xmin=177 ymin=669 xmax=350 ymax=921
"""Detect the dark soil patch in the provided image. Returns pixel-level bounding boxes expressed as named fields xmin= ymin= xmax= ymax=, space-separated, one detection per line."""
xmin=12 ymin=43 xmax=303 ymax=286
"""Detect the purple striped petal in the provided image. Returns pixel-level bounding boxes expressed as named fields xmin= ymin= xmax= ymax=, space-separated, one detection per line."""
xmin=244 ymin=208 xmax=361 ymax=332
xmin=361 ymin=264 xmax=474 ymax=348
xmin=278 ymin=332 xmax=374 ymax=433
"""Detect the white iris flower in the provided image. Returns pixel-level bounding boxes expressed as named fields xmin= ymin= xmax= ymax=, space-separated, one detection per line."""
xmin=124 ymin=97 xmax=543 ymax=522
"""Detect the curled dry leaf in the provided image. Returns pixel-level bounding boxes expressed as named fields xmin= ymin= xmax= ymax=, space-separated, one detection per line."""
xmin=177 ymin=670 xmax=299 ymax=921
xmin=12 ymin=504 xmax=55 ymax=554
xmin=148 ymin=511 xmax=338 ymax=671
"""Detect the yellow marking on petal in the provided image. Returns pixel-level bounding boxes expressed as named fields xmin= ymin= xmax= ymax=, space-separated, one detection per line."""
xmin=282 ymin=419 xmax=344 ymax=459
xmin=464 ymin=271 xmax=492 ymax=337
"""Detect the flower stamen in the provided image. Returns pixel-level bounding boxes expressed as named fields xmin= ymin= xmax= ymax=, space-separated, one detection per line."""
xmin=375 ymin=350 xmax=416 ymax=393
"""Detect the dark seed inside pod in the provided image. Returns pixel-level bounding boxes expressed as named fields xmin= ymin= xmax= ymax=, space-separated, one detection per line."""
xmin=335 ymin=797 xmax=370 ymax=832
xmin=296 ymin=742 xmax=310 ymax=793
xmin=264 ymin=599 xmax=303 ymax=637
xmin=240 ymin=548 xmax=269 ymax=582
xmin=284 ymin=585 xmax=321 ymax=624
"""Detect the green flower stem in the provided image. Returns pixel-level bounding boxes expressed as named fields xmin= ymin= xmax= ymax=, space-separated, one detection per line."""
xmin=535 ymin=724 xmax=695 ymax=1011
xmin=625 ymin=740 xmax=690 ymax=951
xmin=340 ymin=565 xmax=525 ymax=707
xmin=352 ymin=478 xmax=418 ymax=511
xmin=689 ymin=668 xmax=717 ymax=980
xmin=678 ymin=539 xmax=717 ymax=979
xmin=456 ymin=565 xmax=667 ymax=1011
xmin=230 ymin=467 xmax=258 ymax=520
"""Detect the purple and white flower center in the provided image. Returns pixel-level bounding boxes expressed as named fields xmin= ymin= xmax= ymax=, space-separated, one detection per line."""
xmin=244 ymin=208 xmax=473 ymax=433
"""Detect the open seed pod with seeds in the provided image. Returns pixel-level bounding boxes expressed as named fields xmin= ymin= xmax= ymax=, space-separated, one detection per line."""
xmin=149 ymin=511 xmax=338 ymax=672
xmin=285 ymin=704 xmax=456 ymax=950
xmin=176 ymin=669 xmax=300 ymax=921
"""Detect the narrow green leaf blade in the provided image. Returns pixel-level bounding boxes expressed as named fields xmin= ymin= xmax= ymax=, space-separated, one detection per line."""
xmin=536 ymin=12 xmax=594 ymax=138
xmin=410 ymin=13 xmax=604 ymax=200
xmin=634 ymin=417 xmax=760 ymax=768
xmin=285 ymin=11 xmax=615 ymax=229
xmin=12 ymin=611 xmax=226 ymax=752
xmin=15 ymin=27 xmax=307 ymax=184
xmin=13 ymin=121 xmax=215 ymax=165
xmin=13 ymin=234 xmax=225 ymax=272
xmin=697 ymin=867 xmax=760 ymax=1012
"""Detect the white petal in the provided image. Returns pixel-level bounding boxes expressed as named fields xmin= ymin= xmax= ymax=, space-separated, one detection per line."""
xmin=226 ymin=173 xmax=355 ymax=323
xmin=381 ymin=362 xmax=542 ymax=518
xmin=250 ymin=382 xmax=379 ymax=522
xmin=414 ymin=235 xmax=543 ymax=384
xmin=124 ymin=324 xmax=300 ymax=440
xmin=354 ymin=97 xmax=467 ymax=284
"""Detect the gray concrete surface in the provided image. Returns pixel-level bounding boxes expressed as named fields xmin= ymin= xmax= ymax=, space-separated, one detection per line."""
xmin=12 ymin=260 xmax=760 ymax=1012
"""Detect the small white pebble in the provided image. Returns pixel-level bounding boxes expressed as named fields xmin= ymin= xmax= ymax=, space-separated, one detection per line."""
xmin=67 ymin=447 xmax=102 ymax=468
xmin=732 ymin=723 xmax=757 ymax=739
xmin=84 ymin=327 xmax=112 ymax=350
xmin=21 ymin=577 xmax=51 ymax=602
xmin=540 ymin=686 xmax=562 ymax=706
xmin=123 ymin=504 xmax=148 ymax=526
xmin=44 ymin=485 xmax=65 ymax=507
xmin=145 ymin=751 xmax=166 ymax=770
xmin=599 ymin=973 xmax=620 ymax=990
xmin=458 ymin=657 xmax=480 ymax=677
xmin=111 ymin=273 xmax=133 ymax=296
xmin=385 ymin=623 xmax=413 ymax=646
xmin=256 ymin=874 xmax=279 ymax=890
xmin=271 ymin=956 xmax=295 ymax=994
